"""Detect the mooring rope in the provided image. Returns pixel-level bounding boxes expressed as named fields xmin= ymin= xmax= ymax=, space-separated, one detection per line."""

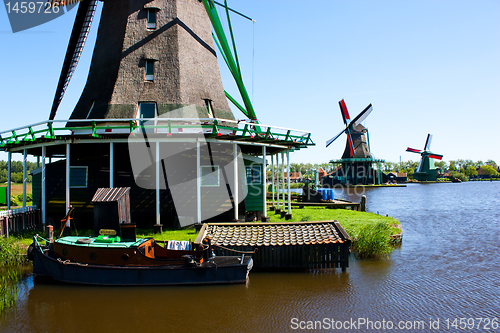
xmin=212 ymin=244 xmax=255 ymax=254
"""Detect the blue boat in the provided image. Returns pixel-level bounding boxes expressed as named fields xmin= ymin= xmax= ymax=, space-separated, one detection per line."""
xmin=30 ymin=235 xmax=253 ymax=286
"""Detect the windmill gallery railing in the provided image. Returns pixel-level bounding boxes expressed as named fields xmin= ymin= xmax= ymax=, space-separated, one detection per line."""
xmin=0 ymin=118 xmax=314 ymax=149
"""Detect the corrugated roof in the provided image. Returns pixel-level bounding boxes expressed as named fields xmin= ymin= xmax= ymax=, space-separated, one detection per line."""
xmin=202 ymin=221 xmax=349 ymax=247
xmin=92 ymin=187 xmax=131 ymax=202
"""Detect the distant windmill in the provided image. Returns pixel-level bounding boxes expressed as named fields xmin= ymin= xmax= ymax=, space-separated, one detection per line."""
xmin=326 ymin=99 xmax=373 ymax=158
xmin=324 ymin=99 xmax=385 ymax=186
xmin=406 ymin=134 xmax=443 ymax=181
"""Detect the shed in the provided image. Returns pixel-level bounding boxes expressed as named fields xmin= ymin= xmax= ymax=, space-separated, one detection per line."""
xmin=92 ymin=187 xmax=131 ymax=235
xmin=196 ymin=221 xmax=351 ymax=271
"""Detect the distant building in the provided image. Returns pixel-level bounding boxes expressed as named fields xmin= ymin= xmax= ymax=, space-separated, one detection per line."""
xmin=387 ymin=172 xmax=407 ymax=183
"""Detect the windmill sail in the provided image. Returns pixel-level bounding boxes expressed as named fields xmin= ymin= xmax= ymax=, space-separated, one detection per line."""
xmin=424 ymin=134 xmax=433 ymax=151
xmin=49 ymin=0 xmax=98 ymax=120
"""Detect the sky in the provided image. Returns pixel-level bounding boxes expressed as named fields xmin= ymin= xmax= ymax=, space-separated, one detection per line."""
xmin=1 ymin=0 xmax=499 ymax=165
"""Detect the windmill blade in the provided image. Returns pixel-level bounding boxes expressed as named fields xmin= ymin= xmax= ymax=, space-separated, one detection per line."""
xmin=351 ymin=104 xmax=373 ymax=127
xmin=49 ymin=0 xmax=98 ymax=120
xmin=338 ymin=99 xmax=351 ymax=125
xmin=406 ymin=147 xmax=422 ymax=153
xmin=428 ymin=154 xmax=443 ymax=160
xmin=326 ymin=128 xmax=347 ymax=148
xmin=424 ymin=134 xmax=433 ymax=151
xmin=346 ymin=127 xmax=355 ymax=157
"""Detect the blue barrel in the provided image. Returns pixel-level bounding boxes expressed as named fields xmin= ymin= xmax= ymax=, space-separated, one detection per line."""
xmin=318 ymin=188 xmax=328 ymax=201
xmin=327 ymin=189 xmax=334 ymax=201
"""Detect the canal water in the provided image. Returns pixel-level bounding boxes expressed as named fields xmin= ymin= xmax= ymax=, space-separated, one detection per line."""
xmin=1 ymin=182 xmax=498 ymax=332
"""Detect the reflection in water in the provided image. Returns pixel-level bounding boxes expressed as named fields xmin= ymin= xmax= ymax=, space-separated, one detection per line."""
xmin=1 ymin=182 xmax=499 ymax=333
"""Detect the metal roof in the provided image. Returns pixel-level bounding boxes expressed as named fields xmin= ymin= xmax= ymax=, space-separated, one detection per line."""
xmin=91 ymin=187 xmax=131 ymax=203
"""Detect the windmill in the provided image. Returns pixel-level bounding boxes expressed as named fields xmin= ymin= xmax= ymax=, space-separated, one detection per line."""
xmin=324 ymin=99 xmax=385 ymax=185
xmin=406 ymin=134 xmax=443 ymax=181
xmin=326 ymin=99 xmax=373 ymax=158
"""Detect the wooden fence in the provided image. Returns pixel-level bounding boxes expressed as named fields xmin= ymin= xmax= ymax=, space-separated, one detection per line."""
xmin=0 ymin=206 xmax=40 ymax=238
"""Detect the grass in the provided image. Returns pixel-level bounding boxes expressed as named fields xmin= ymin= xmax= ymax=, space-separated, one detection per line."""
xmin=267 ymin=207 xmax=400 ymax=258
xmin=0 ymin=235 xmax=28 ymax=314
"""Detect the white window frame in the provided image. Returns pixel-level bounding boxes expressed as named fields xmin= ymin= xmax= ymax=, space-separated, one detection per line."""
xmin=201 ymin=165 xmax=220 ymax=187
xmin=145 ymin=60 xmax=154 ymax=81
xmin=70 ymin=166 xmax=88 ymax=188
xmin=147 ymin=9 xmax=156 ymax=29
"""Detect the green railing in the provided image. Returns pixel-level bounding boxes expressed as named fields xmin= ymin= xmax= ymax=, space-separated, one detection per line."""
xmin=0 ymin=118 xmax=314 ymax=149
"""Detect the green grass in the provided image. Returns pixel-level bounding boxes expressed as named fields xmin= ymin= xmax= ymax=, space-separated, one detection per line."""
xmin=267 ymin=207 xmax=400 ymax=258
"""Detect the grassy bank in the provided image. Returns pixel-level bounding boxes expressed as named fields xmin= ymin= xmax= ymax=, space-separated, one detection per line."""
xmin=0 ymin=236 xmax=28 ymax=313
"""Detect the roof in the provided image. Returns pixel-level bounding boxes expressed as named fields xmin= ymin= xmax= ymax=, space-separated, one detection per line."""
xmin=198 ymin=221 xmax=350 ymax=247
xmin=92 ymin=187 xmax=131 ymax=202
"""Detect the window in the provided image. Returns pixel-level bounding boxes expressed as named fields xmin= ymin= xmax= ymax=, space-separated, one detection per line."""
xmin=204 ymin=99 xmax=214 ymax=118
xmin=145 ymin=60 xmax=154 ymax=81
xmin=147 ymin=9 xmax=156 ymax=29
xmin=246 ymin=165 xmax=262 ymax=184
xmin=201 ymin=165 xmax=220 ymax=187
xmin=70 ymin=166 xmax=88 ymax=188
xmin=138 ymin=102 xmax=157 ymax=132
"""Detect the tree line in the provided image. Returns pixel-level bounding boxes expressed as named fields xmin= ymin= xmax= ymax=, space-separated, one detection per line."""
xmin=270 ymin=159 xmax=499 ymax=180
xmin=0 ymin=160 xmax=38 ymax=184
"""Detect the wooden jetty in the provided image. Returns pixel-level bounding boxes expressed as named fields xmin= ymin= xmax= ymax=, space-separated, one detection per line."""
xmin=196 ymin=221 xmax=351 ymax=271
xmin=269 ymin=200 xmax=361 ymax=211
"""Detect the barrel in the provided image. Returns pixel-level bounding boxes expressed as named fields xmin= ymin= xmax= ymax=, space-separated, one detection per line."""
xmin=327 ymin=189 xmax=334 ymax=201
xmin=317 ymin=189 xmax=328 ymax=201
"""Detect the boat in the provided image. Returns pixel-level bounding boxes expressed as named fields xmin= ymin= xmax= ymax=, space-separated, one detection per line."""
xmin=29 ymin=232 xmax=253 ymax=286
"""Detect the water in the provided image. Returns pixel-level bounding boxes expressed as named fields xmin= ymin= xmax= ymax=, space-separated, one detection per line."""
xmin=1 ymin=182 xmax=499 ymax=332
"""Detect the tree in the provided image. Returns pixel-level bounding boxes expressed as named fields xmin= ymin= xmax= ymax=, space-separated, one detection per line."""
xmin=465 ymin=166 xmax=477 ymax=178
xmin=479 ymin=165 xmax=499 ymax=177
xmin=485 ymin=160 xmax=498 ymax=170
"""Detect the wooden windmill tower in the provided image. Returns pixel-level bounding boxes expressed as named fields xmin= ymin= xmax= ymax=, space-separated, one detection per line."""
xmin=406 ymin=134 xmax=443 ymax=181
xmin=324 ymin=99 xmax=385 ymax=185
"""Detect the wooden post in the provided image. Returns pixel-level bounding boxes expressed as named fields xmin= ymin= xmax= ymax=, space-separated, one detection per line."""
xmin=271 ymin=155 xmax=275 ymax=210
xmin=41 ymin=146 xmax=46 ymax=226
xmin=7 ymin=152 xmax=11 ymax=211
xmin=47 ymin=225 xmax=53 ymax=243
xmin=262 ymin=145 xmax=268 ymax=222
xmin=234 ymin=143 xmax=239 ymax=221
xmin=196 ymin=141 xmax=201 ymax=223
xmin=287 ymin=149 xmax=291 ymax=215
xmin=110 ymin=142 xmax=114 ymax=188
xmin=155 ymin=141 xmax=161 ymax=227
xmin=65 ymin=144 xmax=71 ymax=226
xmin=23 ymin=149 xmax=27 ymax=208
xmin=360 ymin=195 xmax=366 ymax=212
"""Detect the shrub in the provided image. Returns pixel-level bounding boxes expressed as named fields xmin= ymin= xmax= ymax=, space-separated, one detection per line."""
xmin=353 ymin=221 xmax=392 ymax=258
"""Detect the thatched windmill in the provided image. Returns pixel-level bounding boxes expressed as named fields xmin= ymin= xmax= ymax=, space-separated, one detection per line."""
xmin=406 ymin=134 xmax=443 ymax=181
xmin=1 ymin=0 xmax=314 ymax=229
xmin=324 ymin=99 xmax=385 ymax=185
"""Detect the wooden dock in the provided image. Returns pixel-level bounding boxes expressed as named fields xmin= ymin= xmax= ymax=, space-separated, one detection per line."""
xmin=196 ymin=221 xmax=351 ymax=271
xmin=269 ymin=200 xmax=361 ymax=210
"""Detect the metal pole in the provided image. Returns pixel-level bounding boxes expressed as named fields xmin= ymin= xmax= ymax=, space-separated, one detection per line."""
xmin=65 ymin=144 xmax=70 ymax=226
xmin=281 ymin=152 xmax=285 ymax=211
xmin=23 ymin=149 xmax=27 ymax=208
xmin=271 ymin=155 xmax=275 ymax=209
xmin=7 ymin=152 xmax=11 ymax=210
xmin=110 ymin=142 xmax=114 ymax=188
xmin=197 ymin=141 xmax=201 ymax=223
xmin=42 ymin=146 xmax=46 ymax=225
xmin=262 ymin=145 xmax=267 ymax=218
xmin=276 ymin=155 xmax=280 ymax=210
xmin=287 ymin=149 xmax=291 ymax=215
xmin=234 ymin=143 xmax=239 ymax=221
xmin=156 ymin=142 xmax=160 ymax=225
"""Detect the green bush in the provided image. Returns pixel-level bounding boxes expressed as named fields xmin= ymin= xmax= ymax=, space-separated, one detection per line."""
xmin=353 ymin=221 xmax=392 ymax=258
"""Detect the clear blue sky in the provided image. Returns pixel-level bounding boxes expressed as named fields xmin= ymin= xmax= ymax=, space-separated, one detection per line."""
xmin=1 ymin=0 xmax=499 ymax=165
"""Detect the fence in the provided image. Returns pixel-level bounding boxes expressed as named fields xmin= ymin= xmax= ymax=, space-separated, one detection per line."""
xmin=0 ymin=206 xmax=40 ymax=238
